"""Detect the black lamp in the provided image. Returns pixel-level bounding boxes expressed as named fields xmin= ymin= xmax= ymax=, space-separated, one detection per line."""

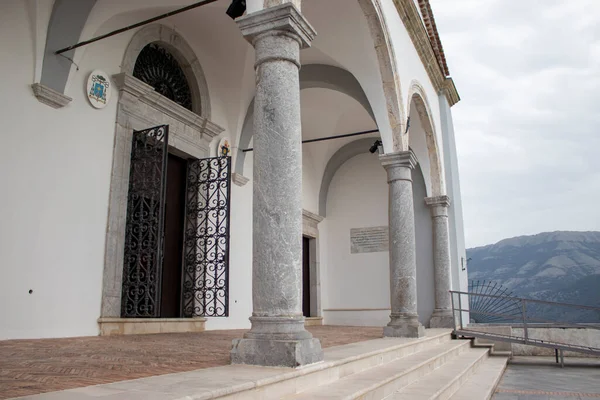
xmin=369 ymin=140 xmax=383 ymax=154
xmin=226 ymin=0 xmax=246 ymax=19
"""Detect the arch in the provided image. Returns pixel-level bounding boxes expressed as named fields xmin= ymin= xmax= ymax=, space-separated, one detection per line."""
xmin=318 ymin=137 xmax=378 ymax=217
xmin=41 ymin=0 xmax=97 ymax=93
xmin=234 ymin=64 xmax=375 ymax=176
xmin=357 ymin=0 xmax=406 ymax=152
xmin=407 ymin=81 xmax=444 ymax=196
xmin=122 ymin=24 xmax=211 ymax=118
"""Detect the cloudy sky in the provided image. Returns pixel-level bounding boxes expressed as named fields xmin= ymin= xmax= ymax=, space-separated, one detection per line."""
xmin=430 ymin=0 xmax=600 ymax=248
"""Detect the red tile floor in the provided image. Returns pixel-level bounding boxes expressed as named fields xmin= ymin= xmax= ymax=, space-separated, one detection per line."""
xmin=0 ymin=326 xmax=382 ymax=399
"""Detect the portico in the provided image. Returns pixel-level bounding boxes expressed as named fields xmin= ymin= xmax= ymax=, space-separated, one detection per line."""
xmin=0 ymin=0 xmax=467 ymax=370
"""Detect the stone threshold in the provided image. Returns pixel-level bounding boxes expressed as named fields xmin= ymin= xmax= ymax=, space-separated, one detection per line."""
xmin=305 ymin=317 xmax=323 ymax=326
xmin=98 ymin=317 xmax=207 ymax=336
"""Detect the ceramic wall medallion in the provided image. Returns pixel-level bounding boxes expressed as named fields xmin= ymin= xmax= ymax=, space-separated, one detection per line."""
xmin=218 ymin=137 xmax=231 ymax=157
xmin=86 ymin=70 xmax=111 ymax=109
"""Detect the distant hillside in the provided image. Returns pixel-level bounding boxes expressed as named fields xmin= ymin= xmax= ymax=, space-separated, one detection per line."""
xmin=467 ymin=231 xmax=600 ymax=322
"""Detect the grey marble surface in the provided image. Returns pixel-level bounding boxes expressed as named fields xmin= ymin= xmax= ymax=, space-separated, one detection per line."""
xmin=426 ymin=195 xmax=453 ymax=328
xmin=233 ymin=4 xmax=322 ymax=366
xmin=380 ymin=151 xmax=424 ymax=338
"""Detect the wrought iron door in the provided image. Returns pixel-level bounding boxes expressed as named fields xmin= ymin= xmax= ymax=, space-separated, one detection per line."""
xmin=182 ymin=156 xmax=231 ymax=317
xmin=121 ymin=125 xmax=169 ymax=318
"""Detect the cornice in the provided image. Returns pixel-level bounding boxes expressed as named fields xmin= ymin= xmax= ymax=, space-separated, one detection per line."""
xmin=302 ymin=209 xmax=324 ymax=225
xmin=231 ymin=172 xmax=249 ymax=187
xmin=392 ymin=0 xmax=460 ymax=106
xmin=113 ymin=72 xmax=225 ymax=139
xmin=31 ymin=83 xmax=72 ymax=109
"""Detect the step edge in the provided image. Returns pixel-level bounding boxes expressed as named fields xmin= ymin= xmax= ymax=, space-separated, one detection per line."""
xmin=391 ymin=347 xmax=491 ymax=399
xmin=429 ymin=348 xmax=491 ymax=400
xmin=194 ymin=331 xmax=454 ymax=400
xmin=449 ymin=356 xmax=509 ymax=400
xmin=289 ymin=340 xmax=472 ymax=399
xmin=253 ymin=331 xmax=453 ymax=386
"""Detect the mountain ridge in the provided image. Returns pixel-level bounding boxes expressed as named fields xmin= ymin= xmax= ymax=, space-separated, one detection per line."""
xmin=466 ymin=231 xmax=600 ymax=322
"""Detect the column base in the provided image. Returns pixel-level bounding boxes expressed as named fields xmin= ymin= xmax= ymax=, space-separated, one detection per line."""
xmin=429 ymin=309 xmax=454 ymax=328
xmin=230 ymin=316 xmax=324 ymax=367
xmin=383 ymin=313 xmax=425 ymax=338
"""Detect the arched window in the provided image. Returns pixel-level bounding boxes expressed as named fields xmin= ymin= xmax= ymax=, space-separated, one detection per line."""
xmin=133 ymin=43 xmax=193 ymax=111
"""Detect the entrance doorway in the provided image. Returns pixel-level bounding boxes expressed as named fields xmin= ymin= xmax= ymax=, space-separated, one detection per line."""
xmin=160 ymin=153 xmax=187 ymax=318
xmin=302 ymin=236 xmax=311 ymax=317
xmin=120 ymin=125 xmax=231 ymax=319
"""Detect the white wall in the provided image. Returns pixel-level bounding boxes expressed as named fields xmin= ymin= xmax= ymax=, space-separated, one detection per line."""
xmin=378 ymin=0 xmax=445 ymax=173
xmin=413 ymin=164 xmax=435 ymax=326
xmin=0 ymin=2 xmax=114 ymax=339
xmin=321 ymin=153 xmax=390 ymax=326
xmin=0 ymin=0 xmax=460 ymax=338
xmin=319 ymin=152 xmax=436 ymax=327
xmin=0 ymin=2 xmax=256 ymax=339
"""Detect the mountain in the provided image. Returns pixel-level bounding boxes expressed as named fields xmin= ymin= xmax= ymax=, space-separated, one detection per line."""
xmin=466 ymin=231 xmax=600 ymax=323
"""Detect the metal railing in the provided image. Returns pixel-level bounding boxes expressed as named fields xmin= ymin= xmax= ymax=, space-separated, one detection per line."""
xmin=450 ymin=290 xmax=600 ymax=364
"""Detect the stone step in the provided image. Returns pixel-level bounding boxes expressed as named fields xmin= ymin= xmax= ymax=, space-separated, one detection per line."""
xmin=21 ymin=329 xmax=453 ymax=400
xmin=287 ymin=339 xmax=472 ymax=400
xmin=449 ymin=355 xmax=509 ymax=400
xmin=385 ymin=346 xmax=490 ymax=400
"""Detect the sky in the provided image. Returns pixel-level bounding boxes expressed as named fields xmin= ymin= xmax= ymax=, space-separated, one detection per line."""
xmin=430 ymin=0 xmax=600 ymax=248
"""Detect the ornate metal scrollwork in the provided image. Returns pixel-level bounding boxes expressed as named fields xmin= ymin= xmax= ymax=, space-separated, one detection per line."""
xmin=121 ymin=125 xmax=169 ymax=318
xmin=182 ymin=156 xmax=231 ymax=317
xmin=133 ymin=43 xmax=193 ymax=111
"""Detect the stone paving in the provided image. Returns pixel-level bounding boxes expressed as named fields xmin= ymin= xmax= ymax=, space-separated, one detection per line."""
xmin=0 ymin=325 xmax=382 ymax=399
xmin=493 ymin=356 xmax=600 ymax=400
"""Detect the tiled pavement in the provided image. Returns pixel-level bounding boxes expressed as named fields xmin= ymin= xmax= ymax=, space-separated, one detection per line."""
xmin=0 ymin=325 xmax=382 ymax=399
xmin=493 ymin=357 xmax=600 ymax=400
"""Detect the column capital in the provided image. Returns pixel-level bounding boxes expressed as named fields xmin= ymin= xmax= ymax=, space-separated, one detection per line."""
xmin=425 ymin=195 xmax=451 ymax=217
xmin=379 ymin=150 xmax=417 ymax=183
xmin=379 ymin=150 xmax=417 ymax=170
xmin=425 ymin=195 xmax=451 ymax=208
xmin=237 ymin=3 xmax=316 ymax=48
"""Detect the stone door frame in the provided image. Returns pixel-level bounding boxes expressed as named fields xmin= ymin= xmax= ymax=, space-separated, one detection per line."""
xmin=302 ymin=209 xmax=324 ymax=320
xmin=100 ymin=25 xmax=224 ymax=319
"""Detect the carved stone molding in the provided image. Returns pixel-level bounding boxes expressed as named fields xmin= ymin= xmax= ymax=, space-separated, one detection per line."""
xmin=101 ymin=73 xmax=224 ymax=318
xmin=231 ymin=172 xmax=249 ymax=187
xmin=31 ymin=83 xmax=72 ymax=109
xmin=302 ymin=209 xmax=324 ymax=239
xmin=392 ymin=0 xmax=460 ymax=106
xmin=112 ymin=73 xmax=223 ymax=142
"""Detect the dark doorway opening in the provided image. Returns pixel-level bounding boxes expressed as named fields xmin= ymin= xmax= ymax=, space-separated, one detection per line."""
xmin=160 ymin=153 xmax=187 ymax=318
xmin=302 ymin=236 xmax=311 ymax=317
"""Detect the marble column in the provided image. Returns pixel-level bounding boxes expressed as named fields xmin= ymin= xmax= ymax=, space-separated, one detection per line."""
xmin=380 ymin=151 xmax=425 ymax=337
xmin=425 ymin=195 xmax=454 ymax=328
xmin=231 ymin=4 xmax=323 ymax=367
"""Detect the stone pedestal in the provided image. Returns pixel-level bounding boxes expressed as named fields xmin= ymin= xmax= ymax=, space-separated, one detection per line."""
xmin=380 ymin=151 xmax=425 ymax=338
xmin=231 ymin=4 xmax=322 ymax=368
xmin=425 ymin=195 xmax=454 ymax=328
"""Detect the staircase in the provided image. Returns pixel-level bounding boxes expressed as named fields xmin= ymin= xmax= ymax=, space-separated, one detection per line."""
xmin=28 ymin=329 xmax=509 ymax=399
xmin=283 ymin=330 xmax=508 ymax=400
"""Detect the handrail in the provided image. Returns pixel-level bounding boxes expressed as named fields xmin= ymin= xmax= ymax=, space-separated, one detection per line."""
xmin=450 ymin=289 xmax=600 ymax=362
xmin=450 ymin=290 xmax=600 ymax=312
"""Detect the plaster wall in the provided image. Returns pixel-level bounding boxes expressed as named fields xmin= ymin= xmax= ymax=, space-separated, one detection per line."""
xmin=439 ymin=95 xmax=468 ymax=294
xmin=413 ymin=164 xmax=435 ymax=327
xmin=0 ymin=3 xmax=253 ymax=338
xmin=321 ymin=153 xmax=391 ymax=327
xmin=0 ymin=2 xmax=115 ymax=339
xmin=320 ymin=152 xmax=436 ymax=327
xmin=378 ymin=0 xmax=444 ymax=169
xmin=0 ymin=0 xmax=460 ymax=338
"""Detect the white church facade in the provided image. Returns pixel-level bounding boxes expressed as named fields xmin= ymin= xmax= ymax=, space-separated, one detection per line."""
xmin=0 ymin=0 xmax=467 ymax=366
